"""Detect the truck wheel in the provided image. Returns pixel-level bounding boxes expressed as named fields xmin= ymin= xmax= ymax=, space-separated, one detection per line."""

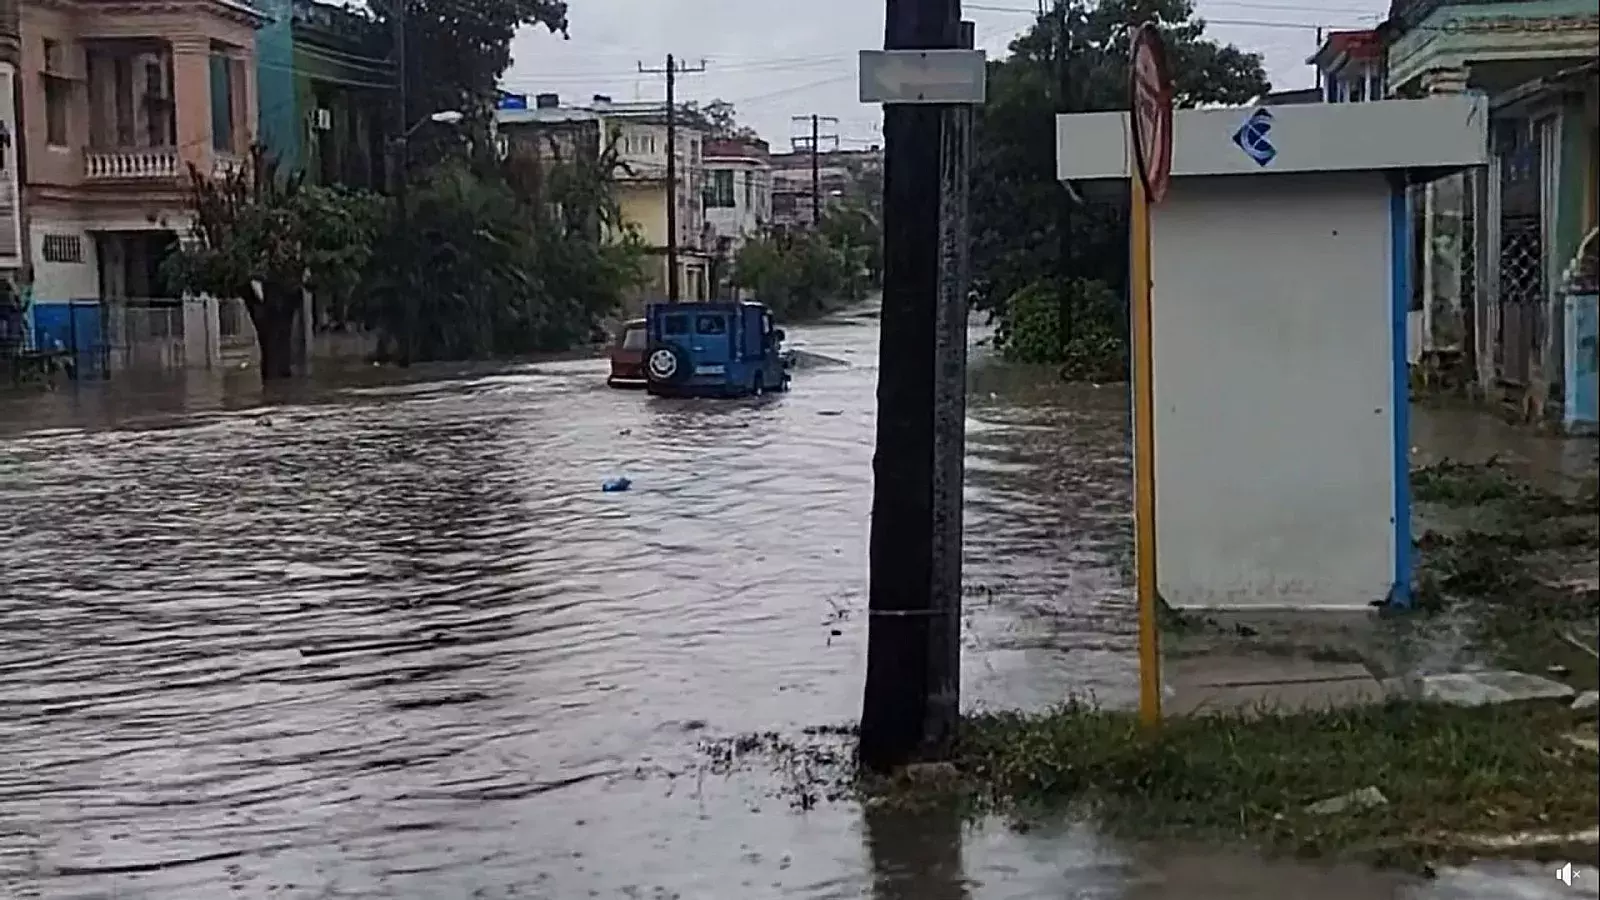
xmin=645 ymin=342 xmax=690 ymax=385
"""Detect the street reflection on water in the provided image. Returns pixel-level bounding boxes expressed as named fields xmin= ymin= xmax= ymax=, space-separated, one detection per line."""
xmin=0 ymin=311 xmax=1576 ymax=899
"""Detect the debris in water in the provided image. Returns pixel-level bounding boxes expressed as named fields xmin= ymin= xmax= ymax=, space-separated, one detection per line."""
xmin=601 ymin=477 xmax=632 ymax=492
xmin=1305 ymin=786 xmax=1388 ymax=815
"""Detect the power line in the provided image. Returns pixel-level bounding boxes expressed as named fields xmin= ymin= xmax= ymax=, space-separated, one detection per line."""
xmin=790 ymin=114 xmax=839 ymax=227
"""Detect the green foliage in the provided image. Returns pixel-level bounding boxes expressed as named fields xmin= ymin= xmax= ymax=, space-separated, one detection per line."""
xmin=994 ymin=278 xmax=1126 ymax=380
xmin=166 ymin=142 xmax=645 ymax=376
xmin=371 ymin=0 xmax=570 ymax=164
xmin=972 ymin=0 xmax=1269 ymax=320
xmin=360 ymin=143 xmax=647 ymax=362
xmin=693 ymin=99 xmax=761 ymax=141
xmin=732 ymin=206 xmax=878 ymax=320
xmin=164 ymin=145 xmax=382 ymax=379
xmin=817 ymin=202 xmax=882 ymax=285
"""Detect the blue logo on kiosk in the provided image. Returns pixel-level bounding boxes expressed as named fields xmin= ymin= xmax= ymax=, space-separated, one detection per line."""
xmin=1232 ymin=108 xmax=1277 ymax=166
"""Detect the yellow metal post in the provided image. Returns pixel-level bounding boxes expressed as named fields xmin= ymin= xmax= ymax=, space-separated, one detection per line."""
xmin=1129 ymin=144 xmax=1162 ymax=728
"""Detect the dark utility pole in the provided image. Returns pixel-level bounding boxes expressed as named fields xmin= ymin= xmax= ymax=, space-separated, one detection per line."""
xmin=392 ymin=0 xmax=411 ymax=363
xmin=859 ymin=0 xmax=964 ymax=774
xmin=812 ymin=113 xmax=821 ymax=226
xmin=639 ymin=55 xmax=706 ymax=303
xmin=1054 ymin=0 xmax=1074 ymax=352
xmin=790 ymin=114 xmax=840 ymax=228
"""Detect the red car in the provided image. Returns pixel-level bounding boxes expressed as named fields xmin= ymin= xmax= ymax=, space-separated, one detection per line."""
xmin=606 ymin=318 xmax=648 ymax=388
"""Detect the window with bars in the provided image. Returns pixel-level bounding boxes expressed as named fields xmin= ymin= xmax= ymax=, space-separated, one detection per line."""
xmin=42 ymin=234 xmax=84 ymax=264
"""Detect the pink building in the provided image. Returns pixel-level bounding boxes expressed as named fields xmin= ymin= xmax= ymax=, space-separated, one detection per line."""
xmin=20 ymin=0 xmax=263 ymax=314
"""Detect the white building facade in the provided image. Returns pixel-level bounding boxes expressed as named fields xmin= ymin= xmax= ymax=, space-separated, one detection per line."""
xmin=703 ymin=137 xmax=771 ymax=250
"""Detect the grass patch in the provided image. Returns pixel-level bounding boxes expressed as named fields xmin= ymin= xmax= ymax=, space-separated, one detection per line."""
xmin=953 ymin=700 xmax=1596 ymax=867
xmin=704 ymin=700 xmax=1599 ymax=871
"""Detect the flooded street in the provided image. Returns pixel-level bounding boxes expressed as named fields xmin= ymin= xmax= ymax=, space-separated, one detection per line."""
xmin=0 ymin=311 xmax=1588 ymax=899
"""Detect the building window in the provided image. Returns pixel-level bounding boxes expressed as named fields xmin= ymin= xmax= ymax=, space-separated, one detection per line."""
xmin=209 ymin=49 xmax=240 ymax=152
xmin=42 ymin=39 xmax=70 ymax=146
xmin=146 ymin=60 xmax=174 ymax=146
xmin=42 ymin=234 xmax=84 ymax=263
xmin=707 ymin=169 xmax=735 ymax=208
xmin=743 ymin=171 xmax=753 ymax=208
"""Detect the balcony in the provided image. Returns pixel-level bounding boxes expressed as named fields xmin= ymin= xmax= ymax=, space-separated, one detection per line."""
xmin=212 ymin=152 xmax=243 ymax=179
xmin=84 ymin=148 xmax=180 ymax=180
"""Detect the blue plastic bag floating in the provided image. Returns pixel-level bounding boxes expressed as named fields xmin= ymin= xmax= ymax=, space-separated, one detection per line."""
xmin=601 ymin=477 xmax=632 ymax=493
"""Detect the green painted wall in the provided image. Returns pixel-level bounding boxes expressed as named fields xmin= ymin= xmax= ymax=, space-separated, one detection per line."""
xmin=291 ymin=37 xmax=391 ymax=188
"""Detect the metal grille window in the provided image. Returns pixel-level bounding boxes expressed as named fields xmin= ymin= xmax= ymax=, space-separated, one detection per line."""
xmin=41 ymin=234 xmax=84 ymax=263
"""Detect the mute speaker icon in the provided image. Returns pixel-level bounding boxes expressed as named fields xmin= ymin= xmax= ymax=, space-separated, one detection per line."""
xmin=1556 ymin=862 xmax=1575 ymax=886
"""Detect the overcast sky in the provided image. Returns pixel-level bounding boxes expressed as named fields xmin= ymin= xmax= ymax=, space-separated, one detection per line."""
xmin=503 ymin=0 xmax=1389 ymax=150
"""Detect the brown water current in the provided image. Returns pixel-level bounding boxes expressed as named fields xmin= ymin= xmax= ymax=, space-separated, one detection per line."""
xmin=0 ymin=310 xmax=1589 ymax=899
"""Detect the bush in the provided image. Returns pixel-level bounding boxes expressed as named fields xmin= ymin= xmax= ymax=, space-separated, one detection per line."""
xmin=994 ymin=278 xmax=1127 ymax=381
xmin=731 ymin=220 xmax=869 ymax=321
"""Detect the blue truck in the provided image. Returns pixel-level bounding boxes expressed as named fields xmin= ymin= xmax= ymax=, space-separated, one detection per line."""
xmin=643 ymin=301 xmax=791 ymax=398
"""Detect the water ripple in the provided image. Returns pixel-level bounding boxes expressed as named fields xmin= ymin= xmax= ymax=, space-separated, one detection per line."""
xmin=0 ymin=317 xmax=1139 ymax=898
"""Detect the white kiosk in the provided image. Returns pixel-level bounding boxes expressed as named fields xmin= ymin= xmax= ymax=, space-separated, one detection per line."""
xmin=1056 ymin=97 xmax=1488 ymax=612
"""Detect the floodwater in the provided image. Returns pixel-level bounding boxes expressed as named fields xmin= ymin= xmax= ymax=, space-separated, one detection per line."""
xmin=0 ymin=310 xmax=1590 ymax=899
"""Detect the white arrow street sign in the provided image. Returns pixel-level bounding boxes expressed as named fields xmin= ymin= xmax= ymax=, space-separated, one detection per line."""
xmin=859 ymin=49 xmax=987 ymax=105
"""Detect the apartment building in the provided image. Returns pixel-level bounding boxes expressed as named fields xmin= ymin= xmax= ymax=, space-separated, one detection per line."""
xmin=497 ymin=92 xmax=714 ymax=303
xmin=703 ymin=136 xmax=771 ymax=251
xmin=19 ymin=0 xmax=263 ymax=355
xmin=768 ymin=145 xmax=880 ymax=229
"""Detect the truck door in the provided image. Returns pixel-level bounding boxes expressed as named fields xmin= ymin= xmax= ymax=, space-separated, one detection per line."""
xmin=692 ymin=311 xmax=731 ymax=369
xmin=742 ymin=306 xmax=764 ymax=362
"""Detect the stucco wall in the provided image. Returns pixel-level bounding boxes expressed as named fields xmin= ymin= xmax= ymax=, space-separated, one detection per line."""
xmin=1149 ymin=172 xmax=1402 ymax=611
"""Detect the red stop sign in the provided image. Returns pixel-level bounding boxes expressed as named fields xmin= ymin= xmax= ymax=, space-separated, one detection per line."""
xmin=1129 ymin=24 xmax=1174 ymax=205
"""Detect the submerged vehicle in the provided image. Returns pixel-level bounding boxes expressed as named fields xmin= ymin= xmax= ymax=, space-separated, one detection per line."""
xmin=606 ymin=317 xmax=648 ymax=389
xmin=643 ymin=301 xmax=790 ymax=398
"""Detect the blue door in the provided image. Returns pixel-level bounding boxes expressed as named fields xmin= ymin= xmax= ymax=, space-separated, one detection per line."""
xmin=690 ymin=311 xmax=731 ymax=376
xmin=741 ymin=306 xmax=763 ymax=363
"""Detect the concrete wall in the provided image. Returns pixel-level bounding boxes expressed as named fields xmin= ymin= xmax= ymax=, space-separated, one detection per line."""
xmin=28 ymin=218 xmax=100 ymax=303
xmin=617 ymin=183 xmax=667 ymax=247
xmin=1149 ymin=173 xmax=1403 ymax=611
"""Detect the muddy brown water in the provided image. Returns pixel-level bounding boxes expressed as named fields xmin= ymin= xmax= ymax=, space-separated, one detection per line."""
xmin=0 ymin=311 xmax=1589 ymax=898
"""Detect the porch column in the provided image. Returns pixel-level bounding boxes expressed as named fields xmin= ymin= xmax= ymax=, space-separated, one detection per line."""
xmin=171 ymin=35 xmax=213 ymax=176
xmin=1419 ymin=67 xmax=1472 ymax=367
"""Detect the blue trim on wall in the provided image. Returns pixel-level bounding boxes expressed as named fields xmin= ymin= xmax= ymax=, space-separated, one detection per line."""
xmin=1388 ymin=181 xmax=1412 ymax=609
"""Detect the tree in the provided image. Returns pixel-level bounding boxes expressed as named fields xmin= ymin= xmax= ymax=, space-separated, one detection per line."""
xmin=353 ymin=131 xmax=647 ymax=362
xmin=696 ymin=99 xmax=761 ymax=141
xmin=972 ymin=0 xmax=1269 ymax=367
xmin=372 ymin=0 xmax=571 ymax=163
xmin=818 ymin=200 xmax=882 ymax=287
xmin=732 ymin=208 xmax=874 ymax=320
xmin=164 ymin=146 xmax=380 ymax=380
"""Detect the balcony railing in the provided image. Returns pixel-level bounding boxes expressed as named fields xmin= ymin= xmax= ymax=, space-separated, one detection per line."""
xmin=212 ymin=152 xmax=244 ymax=180
xmin=84 ymin=148 xmax=180 ymax=180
